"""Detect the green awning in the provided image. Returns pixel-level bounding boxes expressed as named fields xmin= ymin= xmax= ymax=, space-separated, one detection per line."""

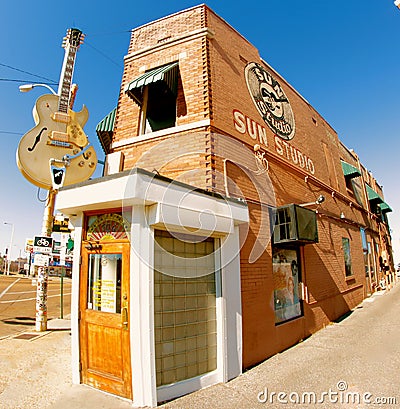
xmin=96 ymin=107 xmax=116 ymax=133
xmin=96 ymin=108 xmax=116 ymax=154
xmin=341 ymin=160 xmax=361 ymax=178
xmin=379 ymin=202 xmax=392 ymax=213
xmin=125 ymin=62 xmax=179 ymax=104
xmin=365 ymin=184 xmax=384 ymax=203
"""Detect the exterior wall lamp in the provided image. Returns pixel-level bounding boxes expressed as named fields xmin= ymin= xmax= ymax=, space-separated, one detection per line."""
xmin=299 ymin=195 xmax=325 ymax=207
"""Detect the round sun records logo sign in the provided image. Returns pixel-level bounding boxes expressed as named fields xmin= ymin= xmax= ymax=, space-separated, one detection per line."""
xmin=245 ymin=62 xmax=295 ymax=140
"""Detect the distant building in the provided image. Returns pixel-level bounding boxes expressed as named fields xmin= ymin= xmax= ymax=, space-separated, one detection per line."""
xmin=57 ymin=5 xmax=393 ymax=407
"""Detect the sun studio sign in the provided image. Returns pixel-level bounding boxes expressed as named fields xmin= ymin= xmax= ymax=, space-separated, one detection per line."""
xmin=245 ymin=62 xmax=295 ymax=141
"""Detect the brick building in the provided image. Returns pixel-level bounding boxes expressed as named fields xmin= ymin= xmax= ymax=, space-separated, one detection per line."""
xmin=57 ymin=5 xmax=393 ymax=406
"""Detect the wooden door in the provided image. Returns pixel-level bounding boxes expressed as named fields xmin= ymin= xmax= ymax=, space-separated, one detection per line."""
xmin=79 ymin=242 xmax=132 ymax=399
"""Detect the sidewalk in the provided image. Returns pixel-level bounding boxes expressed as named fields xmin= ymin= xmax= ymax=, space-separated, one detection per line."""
xmin=1 ymin=286 xmax=399 ymax=409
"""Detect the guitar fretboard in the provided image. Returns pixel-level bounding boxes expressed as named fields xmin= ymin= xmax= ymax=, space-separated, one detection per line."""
xmin=58 ymin=46 xmax=78 ymax=113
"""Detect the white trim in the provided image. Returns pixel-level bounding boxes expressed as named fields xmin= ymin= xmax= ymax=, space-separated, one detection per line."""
xmin=157 ymin=370 xmax=220 ymax=403
xmin=111 ymin=119 xmax=211 ymax=149
xmin=215 ymin=240 xmax=227 ymax=382
xmin=70 ymin=214 xmax=84 ymax=385
xmin=130 ymin=206 xmax=157 ymax=407
xmin=220 ymin=226 xmax=242 ymax=379
xmin=57 ymin=170 xmax=248 ymax=227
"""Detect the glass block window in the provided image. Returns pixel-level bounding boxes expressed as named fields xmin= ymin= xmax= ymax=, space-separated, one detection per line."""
xmin=154 ymin=230 xmax=218 ymax=387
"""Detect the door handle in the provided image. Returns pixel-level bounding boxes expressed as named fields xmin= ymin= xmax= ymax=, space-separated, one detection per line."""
xmin=122 ymin=307 xmax=128 ymax=330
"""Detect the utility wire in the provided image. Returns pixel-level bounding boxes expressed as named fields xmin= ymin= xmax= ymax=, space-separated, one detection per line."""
xmin=84 ymin=39 xmax=123 ymax=69
xmin=85 ymin=29 xmax=132 ymax=37
xmin=0 ymin=130 xmax=23 ymax=135
xmin=0 ymin=78 xmax=58 ymax=85
xmin=0 ymin=62 xmax=56 ymax=83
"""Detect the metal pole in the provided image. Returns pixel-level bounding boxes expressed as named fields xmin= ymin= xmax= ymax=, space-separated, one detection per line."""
xmin=4 ymin=223 xmax=14 ymax=275
xmin=35 ymin=189 xmax=57 ymax=332
xmin=60 ymin=268 xmax=64 ymax=319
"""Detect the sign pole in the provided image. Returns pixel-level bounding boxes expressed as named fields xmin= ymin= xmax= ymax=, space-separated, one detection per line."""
xmin=35 ymin=189 xmax=57 ymax=332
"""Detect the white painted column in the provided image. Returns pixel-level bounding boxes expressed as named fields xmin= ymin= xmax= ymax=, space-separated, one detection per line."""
xmin=70 ymin=213 xmax=84 ymax=385
xmin=220 ymin=225 xmax=242 ymax=381
xmin=130 ymin=205 xmax=157 ymax=407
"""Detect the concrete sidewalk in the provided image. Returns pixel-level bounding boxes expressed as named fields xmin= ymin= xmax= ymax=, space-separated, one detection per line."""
xmin=1 ymin=286 xmax=399 ymax=409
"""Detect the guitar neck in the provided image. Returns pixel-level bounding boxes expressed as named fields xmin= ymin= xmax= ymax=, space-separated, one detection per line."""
xmin=57 ymin=46 xmax=78 ymax=113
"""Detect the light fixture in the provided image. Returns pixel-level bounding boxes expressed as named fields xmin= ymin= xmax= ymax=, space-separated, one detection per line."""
xmin=84 ymin=241 xmax=102 ymax=251
xmin=299 ymin=195 xmax=325 ymax=207
xmin=19 ymin=83 xmax=58 ymax=95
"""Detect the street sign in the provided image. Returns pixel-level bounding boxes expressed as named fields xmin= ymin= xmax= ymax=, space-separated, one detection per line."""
xmin=53 ymin=217 xmax=71 ymax=233
xmin=33 ymin=236 xmax=53 ymax=254
xmin=25 ymin=238 xmax=34 ymax=253
xmin=34 ymin=254 xmax=50 ymax=267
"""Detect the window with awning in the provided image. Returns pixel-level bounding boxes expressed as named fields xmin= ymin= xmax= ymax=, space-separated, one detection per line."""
xmin=96 ymin=108 xmax=116 ymax=154
xmin=365 ymin=184 xmax=384 ymax=203
xmin=379 ymin=202 xmax=392 ymax=213
xmin=340 ymin=160 xmax=361 ymax=179
xmin=365 ymin=184 xmax=391 ymax=224
xmin=125 ymin=62 xmax=179 ymax=134
xmin=340 ymin=160 xmax=364 ymax=206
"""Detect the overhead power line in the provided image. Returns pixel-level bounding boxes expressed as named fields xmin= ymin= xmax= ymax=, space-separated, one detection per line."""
xmin=0 ymin=62 xmax=56 ymax=83
xmin=84 ymin=40 xmax=123 ymax=69
xmin=0 ymin=78 xmax=57 ymax=85
xmin=0 ymin=130 xmax=23 ymax=135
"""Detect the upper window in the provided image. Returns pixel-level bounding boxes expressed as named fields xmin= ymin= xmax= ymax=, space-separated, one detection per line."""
xmin=340 ymin=160 xmax=364 ymax=206
xmin=125 ymin=62 xmax=179 ymax=135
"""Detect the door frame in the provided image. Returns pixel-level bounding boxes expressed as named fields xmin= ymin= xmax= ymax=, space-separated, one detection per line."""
xmin=79 ymin=240 xmax=132 ymax=399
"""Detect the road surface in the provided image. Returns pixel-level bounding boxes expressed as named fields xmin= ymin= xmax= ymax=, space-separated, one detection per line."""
xmin=0 ymin=274 xmax=71 ymax=338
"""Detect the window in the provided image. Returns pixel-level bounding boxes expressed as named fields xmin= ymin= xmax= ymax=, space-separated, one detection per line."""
xmin=340 ymin=160 xmax=364 ymax=206
xmin=153 ymin=231 xmax=218 ymax=386
xmin=342 ymin=237 xmax=353 ymax=277
xmin=125 ymin=62 xmax=179 ymax=135
xmin=272 ymin=247 xmax=302 ymax=324
xmin=87 ymin=254 xmax=122 ymax=313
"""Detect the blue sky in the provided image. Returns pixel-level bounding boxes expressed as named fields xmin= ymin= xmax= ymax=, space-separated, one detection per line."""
xmin=1 ymin=0 xmax=400 ymax=262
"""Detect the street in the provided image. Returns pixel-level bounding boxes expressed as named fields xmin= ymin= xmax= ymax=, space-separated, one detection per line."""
xmin=0 ymin=274 xmax=71 ymax=338
xmin=0 ymin=280 xmax=399 ymax=408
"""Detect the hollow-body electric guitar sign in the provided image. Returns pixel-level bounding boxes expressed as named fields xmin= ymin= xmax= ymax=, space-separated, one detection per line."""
xmin=16 ymin=28 xmax=97 ymax=190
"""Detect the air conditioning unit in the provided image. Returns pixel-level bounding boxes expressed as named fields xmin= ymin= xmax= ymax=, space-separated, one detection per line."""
xmin=272 ymin=204 xmax=318 ymax=244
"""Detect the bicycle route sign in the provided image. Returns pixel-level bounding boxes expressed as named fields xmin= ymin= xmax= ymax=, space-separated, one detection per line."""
xmin=33 ymin=236 xmax=53 ymax=254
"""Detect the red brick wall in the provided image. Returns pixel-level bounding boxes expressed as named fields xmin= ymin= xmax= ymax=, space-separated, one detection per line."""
xmin=109 ymin=5 xmax=384 ymax=370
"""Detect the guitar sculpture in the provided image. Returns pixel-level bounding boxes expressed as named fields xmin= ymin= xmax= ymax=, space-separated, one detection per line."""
xmin=17 ymin=28 xmax=97 ymax=190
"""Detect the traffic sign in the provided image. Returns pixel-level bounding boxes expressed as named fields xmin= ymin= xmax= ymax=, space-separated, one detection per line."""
xmin=33 ymin=236 xmax=53 ymax=254
xmin=34 ymin=254 xmax=50 ymax=267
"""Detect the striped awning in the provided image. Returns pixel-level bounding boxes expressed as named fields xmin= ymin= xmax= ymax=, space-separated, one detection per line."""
xmin=365 ymin=184 xmax=384 ymax=203
xmin=379 ymin=202 xmax=392 ymax=213
xmin=341 ymin=160 xmax=361 ymax=179
xmin=125 ymin=62 xmax=179 ymax=104
xmin=96 ymin=107 xmax=116 ymax=133
xmin=96 ymin=108 xmax=116 ymax=154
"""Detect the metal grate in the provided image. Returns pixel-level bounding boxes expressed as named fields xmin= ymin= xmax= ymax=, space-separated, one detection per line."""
xmin=13 ymin=333 xmax=41 ymax=341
